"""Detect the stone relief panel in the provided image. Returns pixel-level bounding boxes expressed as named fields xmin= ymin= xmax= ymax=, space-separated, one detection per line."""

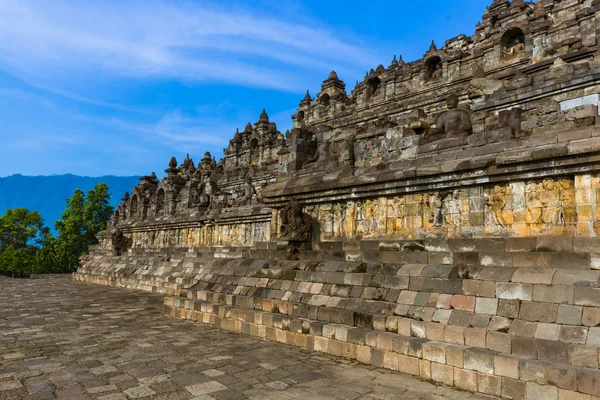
xmin=309 ymin=177 xmax=583 ymax=241
xmin=354 ymin=135 xmax=386 ymax=167
xmin=575 ymin=174 xmax=600 ymax=237
xmin=129 ymin=221 xmax=271 ymax=248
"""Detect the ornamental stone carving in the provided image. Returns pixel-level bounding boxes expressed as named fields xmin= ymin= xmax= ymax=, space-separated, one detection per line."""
xmin=279 ymin=201 xmax=312 ymax=242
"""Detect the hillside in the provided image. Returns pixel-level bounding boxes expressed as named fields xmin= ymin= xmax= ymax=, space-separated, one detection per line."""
xmin=0 ymin=174 xmax=139 ymax=231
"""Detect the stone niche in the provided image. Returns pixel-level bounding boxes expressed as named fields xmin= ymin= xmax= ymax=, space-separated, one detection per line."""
xmin=306 ymin=174 xmax=600 ymax=242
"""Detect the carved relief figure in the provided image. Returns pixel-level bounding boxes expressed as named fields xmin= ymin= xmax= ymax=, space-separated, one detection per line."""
xmin=443 ymin=192 xmax=461 ymax=229
xmin=423 ymin=193 xmax=442 ymax=229
xmin=559 ymin=179 xmax=577 ymax=224
xmin=332 ymin=204 xmax=345 ymax=238
xmin=486 ymin=186 xmax=509 ymax=227
xmin=344 ymin=202 xmax=357 ymax=238
xmin=526 ymin=182 xmax=543 ymax=224
xmin=387 ymin=197 xmax=404 ymax=235
xmin=356 ymin=201 xmax=365 ymax=235
xmin=363 ymin=200 xmax=376 ymax=235
xmin=540 ymin=179 xmax=561 ymax=224
xmin=433 ymin=95 xmax=473 ymax=137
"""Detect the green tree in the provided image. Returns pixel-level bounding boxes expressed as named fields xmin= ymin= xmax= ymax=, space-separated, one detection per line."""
xmin=52 ymin=183 xmax=114 ymax=270
xmin=0 ymin=208 xmax=49 ymax=277
xmin=0 ymin=183 xmax=115 ymax=276
xmin=54 ymin=189 xmax=87 ymax=269
xmin=83 ymin=183 xmax=113 ymax=245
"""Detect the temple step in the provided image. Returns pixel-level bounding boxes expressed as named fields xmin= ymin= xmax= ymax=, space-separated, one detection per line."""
xmin=165 ymin=295 xmax=600 ymax=398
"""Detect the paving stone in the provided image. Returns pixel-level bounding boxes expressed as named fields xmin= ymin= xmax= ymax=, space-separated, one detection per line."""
xmin=123 ymin=385 xmax=156 ymax=398
xmin=0 ymin=275 xmax=484 ymax=400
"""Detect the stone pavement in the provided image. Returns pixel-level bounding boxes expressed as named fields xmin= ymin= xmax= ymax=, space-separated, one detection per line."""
xmin=0 ymin=275 xmax=495 ymax=400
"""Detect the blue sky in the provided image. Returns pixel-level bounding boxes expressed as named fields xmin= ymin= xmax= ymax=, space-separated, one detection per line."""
xmin=0 ymin=0 xmax=489 ymax=177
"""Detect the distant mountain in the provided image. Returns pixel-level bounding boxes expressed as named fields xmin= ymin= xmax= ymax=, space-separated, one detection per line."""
xmin=0 ymin=174 xmax=140 ymax=232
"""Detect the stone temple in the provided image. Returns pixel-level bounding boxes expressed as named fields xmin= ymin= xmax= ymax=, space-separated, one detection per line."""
xmin=76 ymin=0 xmax=600 ymax=397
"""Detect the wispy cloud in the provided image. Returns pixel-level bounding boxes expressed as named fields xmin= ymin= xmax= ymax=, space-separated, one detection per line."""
xmin=0 ymin=0 xmax=379 ymax=93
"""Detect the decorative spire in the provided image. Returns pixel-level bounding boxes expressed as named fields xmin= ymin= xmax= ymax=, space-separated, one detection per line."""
xmin=429 ymin=40 xmax=437 ymax=52
xmin=398 ymin=54 xmax=404 ymax=65
xmin=376 ymin=64 xmax=385 ymax=73
xmin=122 ymin=192 xmax=130 ymax=201
xmin=165 ymin=157 xmax=179 ymax=175
xmin=244 ymin=122 xmax=253 ymax=133
xmin=321 ymin=70 xmax=346 ymax=93
xmin=391 ymin=55 xmax=398 ymax=65
xmin=259 ymin=109 xmax=269 ymax=122
xmin=300 ymin=90 xmax=312 ymax=107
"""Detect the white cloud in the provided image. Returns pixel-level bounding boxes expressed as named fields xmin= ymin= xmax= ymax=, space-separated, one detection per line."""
xmin=155 ymin=111 xmax=230 ymax=146
xmin=0 ymin=0 xmax=380 ymax=92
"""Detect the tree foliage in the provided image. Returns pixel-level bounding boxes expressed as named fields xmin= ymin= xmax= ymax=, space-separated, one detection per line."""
xmin=0 ymin=183 xmax=114 ymax=277
xmin=0 ymin=208 xmax=48 ymax=277
xmin=84 ymin=183 xmax=114 ymax=245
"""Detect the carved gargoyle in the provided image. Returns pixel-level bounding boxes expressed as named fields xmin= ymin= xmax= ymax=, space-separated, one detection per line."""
xmin=279 ymin=200 xmax=312 ymax=242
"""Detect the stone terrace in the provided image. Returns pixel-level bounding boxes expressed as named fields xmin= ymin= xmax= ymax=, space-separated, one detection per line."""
xmin=0 ymin=275 xmax=494 ymax=400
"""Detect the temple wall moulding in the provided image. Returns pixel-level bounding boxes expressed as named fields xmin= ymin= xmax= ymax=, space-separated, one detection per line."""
xmin=111 ymin=221 xmax=272 ymax=249
xmin=304 ymin=173 xmax=600 ymax=242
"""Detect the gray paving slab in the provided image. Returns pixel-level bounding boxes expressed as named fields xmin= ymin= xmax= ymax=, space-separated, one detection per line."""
xmin=0 ymin=275 xmax=495 ymax=399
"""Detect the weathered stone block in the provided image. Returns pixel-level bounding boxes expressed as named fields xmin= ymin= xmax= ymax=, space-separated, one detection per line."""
xmin=537 ymin=339 xmax=569 ymax=364
xmin=582 ymin=307 xmax=600 ymax=327
xmin=502 ymin=377 xmax=526 ymax=400
xmin=577 ymin=368 xmax=600 ymax=396
xmin=498 ymin=299 xmax=520 ymax=319
xmin=556 ymin=305 xmax=583 ymax=326
xmin=477 ymin=372 xmax=502 ymax=397
xmin=397 ymin=354 xmax=419 ymax=376
xmin=464 ymin=348 xmax=495 ymax=374
xmin=519 ymin=301 xmax=558 ymax=323
xmin=475 ymin=297 xmax=498 ymax=315
xmin=512 ymin=337 xmax=538 ymax=359
xmin=431 ymin=362 xmax=454 ymax=386
xmin=526 ymin=382 xmax=558 ymax=400
xmin=494 ymin=354 xmax=520 ymax=379
xmin=497 ymin=283 xmax=532 ymax=301
xmin=454 ymin=367 xmax=477 ymax=392
xmin=546 ymin=365 xmax=578 ymax=391
xmin=519 ymin=359 xmax=546 ymax=384
xmin=570 ymin=346 xmax=599 ymax=369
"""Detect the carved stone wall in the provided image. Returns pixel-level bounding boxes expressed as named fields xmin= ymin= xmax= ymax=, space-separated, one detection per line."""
xmin=127 ymin=221 xmax=271 ymax=249
xmin=299 ymin=174 xmax=600 ymax=241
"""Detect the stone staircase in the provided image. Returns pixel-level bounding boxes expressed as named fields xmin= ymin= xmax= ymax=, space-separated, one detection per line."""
xmin=75 ymin=237 xmax=600 ymax=398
